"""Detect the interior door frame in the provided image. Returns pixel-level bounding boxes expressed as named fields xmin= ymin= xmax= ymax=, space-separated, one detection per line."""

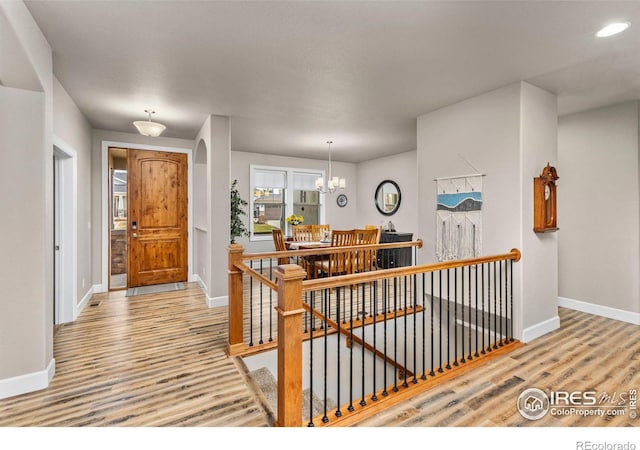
xmin=53 ymin=137 xmax=78 ymax=323
xmin=100 ymin=140 xmax=194 ymax=292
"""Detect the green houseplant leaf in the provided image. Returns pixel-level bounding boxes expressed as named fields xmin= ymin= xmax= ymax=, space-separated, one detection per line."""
xmin=230 ymin=179 xmax=249 ymax=243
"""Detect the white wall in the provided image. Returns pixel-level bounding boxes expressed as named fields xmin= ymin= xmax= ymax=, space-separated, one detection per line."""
xmin=356 ymin=150 xmax=418 ymax=237
xmin=53 ymin=77 xmax=93 ymax=307
xmin=191 ymin=115 xmax=230 ymax=305
xmin=520 ymin=82 xmax=559 ymax=333
xmin=231 ymin=150 xmax=358 ymax=253
xmin=558 ymin=101 xmax=640 ymax=316
xmin=417 ymin=81 xmax=558 ymax=341
xmin=0 ymin=1 xmax=54 ymax=397
xmin=418 ymin=83 xmax=521 ymax=263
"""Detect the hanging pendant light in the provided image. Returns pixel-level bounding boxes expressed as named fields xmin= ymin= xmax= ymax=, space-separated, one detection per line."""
xmin=315 ymin=140 xmax=345 ymax=194
xmin=133 ymin=109 xmax=166 ymax=137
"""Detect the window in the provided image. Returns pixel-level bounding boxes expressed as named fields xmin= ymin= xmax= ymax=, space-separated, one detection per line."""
xmin=250 ymin=165 xmax=325 ymax=240
xmin=112 ymin=169 xmax=127 ymax=230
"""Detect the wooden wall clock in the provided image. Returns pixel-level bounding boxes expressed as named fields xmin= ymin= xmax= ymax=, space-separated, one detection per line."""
xmin=533 ymin=163 xmax=559 ymax=233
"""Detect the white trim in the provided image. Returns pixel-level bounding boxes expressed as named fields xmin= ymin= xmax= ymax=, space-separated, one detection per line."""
xmin=521 ymin=315 xmax=560 ymax=343
xmin=193 ymin=274 xmax=227 ymax=308
xmin=0 ymin=358 xmax=55 ymax=400
xmin=194 ymin=273 xmax=209 ymax=294
xmin=101 ymin=141 xmax=193 ymax=291
xmin=74 ymin=285 xmax=96 ymax=319
xmin=558 ymin=296 xmax=640 ymax=325
xmin=53 ymin=136 xmax=78 ymax=324
xmin=208 ymin=295 xmax=229 ymax=308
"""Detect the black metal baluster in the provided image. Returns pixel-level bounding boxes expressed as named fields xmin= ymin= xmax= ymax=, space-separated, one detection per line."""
xmin=468 ymin=262 xmax=472 ymax=361
xmin=383 ymin=278 xmax=389 ymax=397
xmin=336 ymin=286 xmax=342 ymax=417
xmin=504 ymin=260 xmax=509 ymax=344
xmin=412 ymin=273 xmax=418 ymax=384
xmin=438 ymin=270 xmax=443 ymax=372
xmin=493 ymin=261 xmax=498 ymax=350
xmin=356 ymin=276 xmax=361 ymax=320
xmin=403 ymin=275 xmax=408 ymax=387
xmin=499 ymin=260 xmax=504 ymax=347
xmin=372 ymin=280 xmax=379 ymax=401
xmin=429 ymin=271 xmax=435 ymax=377
xmin=348 ymin=286 xmax=354 ymax=412
xmin=510 ymin=260 xmax=514 ymax=343
xmin=259 ymin=259 xmax=264 ymax=345
xmin=445 ymin=269 xmax=451 ymax=370
xmin=322 ymin=288 xmax=329 ymax=423
xmin=453 ymin=267 xmax=458 ymax=367
xmin=304 ymin=291 xmax=309 ymax=334
xmin=369 ymin=273 xmax=374 ymax=317
xmin=308 ymin=289 xmax=314 ymax=427
xmin=487 ymin=262 xmax=492 ymax=353
xmin=421 ymin=273 xmax=427 ymax=380
xmin=393 ymin=276 xmax=399 ymax=391
xmin=460 ymin=267 xmax=466 ymax=364
xmin=249 ymin=261 xmax=254 ymax=347
xmin=269 ymin=259 xmax=274 ymax=342
xmin=319 ymin=285 xmax=325 ymax=330
xmin=474 ymin=264 xmax=479 ymax=357
xmin=481 ymin=263 xmax=486 ymax=355
xmin=360 ymin=281 xmax=366 ymax=407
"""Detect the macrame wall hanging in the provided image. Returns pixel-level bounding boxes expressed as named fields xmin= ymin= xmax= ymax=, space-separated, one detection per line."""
xmin=435 ymin=174 xmax=483 ymax=262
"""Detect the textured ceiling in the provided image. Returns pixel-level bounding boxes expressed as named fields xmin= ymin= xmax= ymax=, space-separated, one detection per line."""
xmin=25 ymin=1 xmax=640 ymax=162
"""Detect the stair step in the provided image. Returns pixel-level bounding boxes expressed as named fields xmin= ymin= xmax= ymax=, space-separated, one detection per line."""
xmin=249 ymin=366 xmax=336 ymax=424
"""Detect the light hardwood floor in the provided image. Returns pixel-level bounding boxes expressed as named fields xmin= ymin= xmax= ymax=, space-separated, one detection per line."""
xmin=0 ymin=283 xmax=637 ymax=427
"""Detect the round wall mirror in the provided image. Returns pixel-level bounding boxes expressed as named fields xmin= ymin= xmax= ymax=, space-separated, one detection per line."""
xmin=374 ymin=180 xmax=401 ymax=216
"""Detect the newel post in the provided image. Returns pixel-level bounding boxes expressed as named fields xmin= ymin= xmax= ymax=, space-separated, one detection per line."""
xmin=227 ymin=243 xmax=245 ymax=355
xmin=274 ymin=264 xmax=306 ymax=427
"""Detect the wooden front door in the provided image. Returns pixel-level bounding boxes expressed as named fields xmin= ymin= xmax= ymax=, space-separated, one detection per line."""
xmin=127 ymin=149 xmax=188 ymax=287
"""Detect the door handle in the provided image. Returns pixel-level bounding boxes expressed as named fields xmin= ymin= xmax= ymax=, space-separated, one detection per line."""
xmin=132 ymin=233 xmax=138 ymax=238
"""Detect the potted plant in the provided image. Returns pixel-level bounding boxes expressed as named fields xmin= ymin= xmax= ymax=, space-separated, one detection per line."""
xmin=230 ymin=179 xmax=249 ymax=244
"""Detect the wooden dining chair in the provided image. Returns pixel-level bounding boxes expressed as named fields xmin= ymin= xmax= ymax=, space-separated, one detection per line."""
xmin=365 ymin=224 xmax=382 ymax=245
xmin=354 ymin=228 xmax=380 ymax=273
xmin=311 ymin=224 xmax=331 ymax=241
xmin=292 ymin=225 xmax=314 ymax=242
xmin=272 ymin=228 xmax=289 ymax=265
xmin=316 ymin=229 xmax=355 ymax=277
xmin=364 ymin=224 xmax=382 ymax=270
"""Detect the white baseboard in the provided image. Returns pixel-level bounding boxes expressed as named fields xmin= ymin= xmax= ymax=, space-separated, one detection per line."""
xmin=208 ymin=295 xmax=228 ymax=308
xmin=194 ymin=273 xmax=208 ymax=293
xmin=0 ymin=358 xmax=55 ymax=400
xmin=93 ymin=283 xmax=107 ymax=294
xmin=74 ymin=285 xmax=96 ymax=319
xmin=558 ymin=296 xmax=640 ymax=325
xmin=522 ymin=315 xmax=560 ymax=343
xmin=193 ymin=275 xmax=228 ymax=307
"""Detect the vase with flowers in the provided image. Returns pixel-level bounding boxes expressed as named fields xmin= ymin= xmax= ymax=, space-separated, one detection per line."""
xmin=286 ymin=214 xmax=304 ymax=226
xmin=285 ymin=214 xmax=304 ymax=236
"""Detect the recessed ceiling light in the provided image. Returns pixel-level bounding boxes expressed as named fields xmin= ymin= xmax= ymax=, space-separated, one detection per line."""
xmin=596 ymin=22 xmax=630 ymax=38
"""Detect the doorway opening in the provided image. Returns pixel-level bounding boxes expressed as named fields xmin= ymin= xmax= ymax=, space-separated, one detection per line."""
xmin=53 ymin=142 xmax=77 ymax=324
xmin=101 ymin=141 xmax=193 ymax=293
xmin=109 ymin=147 xmax=128 ymax=290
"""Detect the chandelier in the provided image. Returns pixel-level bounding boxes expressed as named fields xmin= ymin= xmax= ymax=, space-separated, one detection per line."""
xmin=133 ymin=109 xmax=166 ymax=137
xmin=315 ymin=140 xmax=345 ymax=193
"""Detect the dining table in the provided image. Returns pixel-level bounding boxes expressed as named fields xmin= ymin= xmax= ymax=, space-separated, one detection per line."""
xmin=285 ymin=240 xmax=332 ymax=250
